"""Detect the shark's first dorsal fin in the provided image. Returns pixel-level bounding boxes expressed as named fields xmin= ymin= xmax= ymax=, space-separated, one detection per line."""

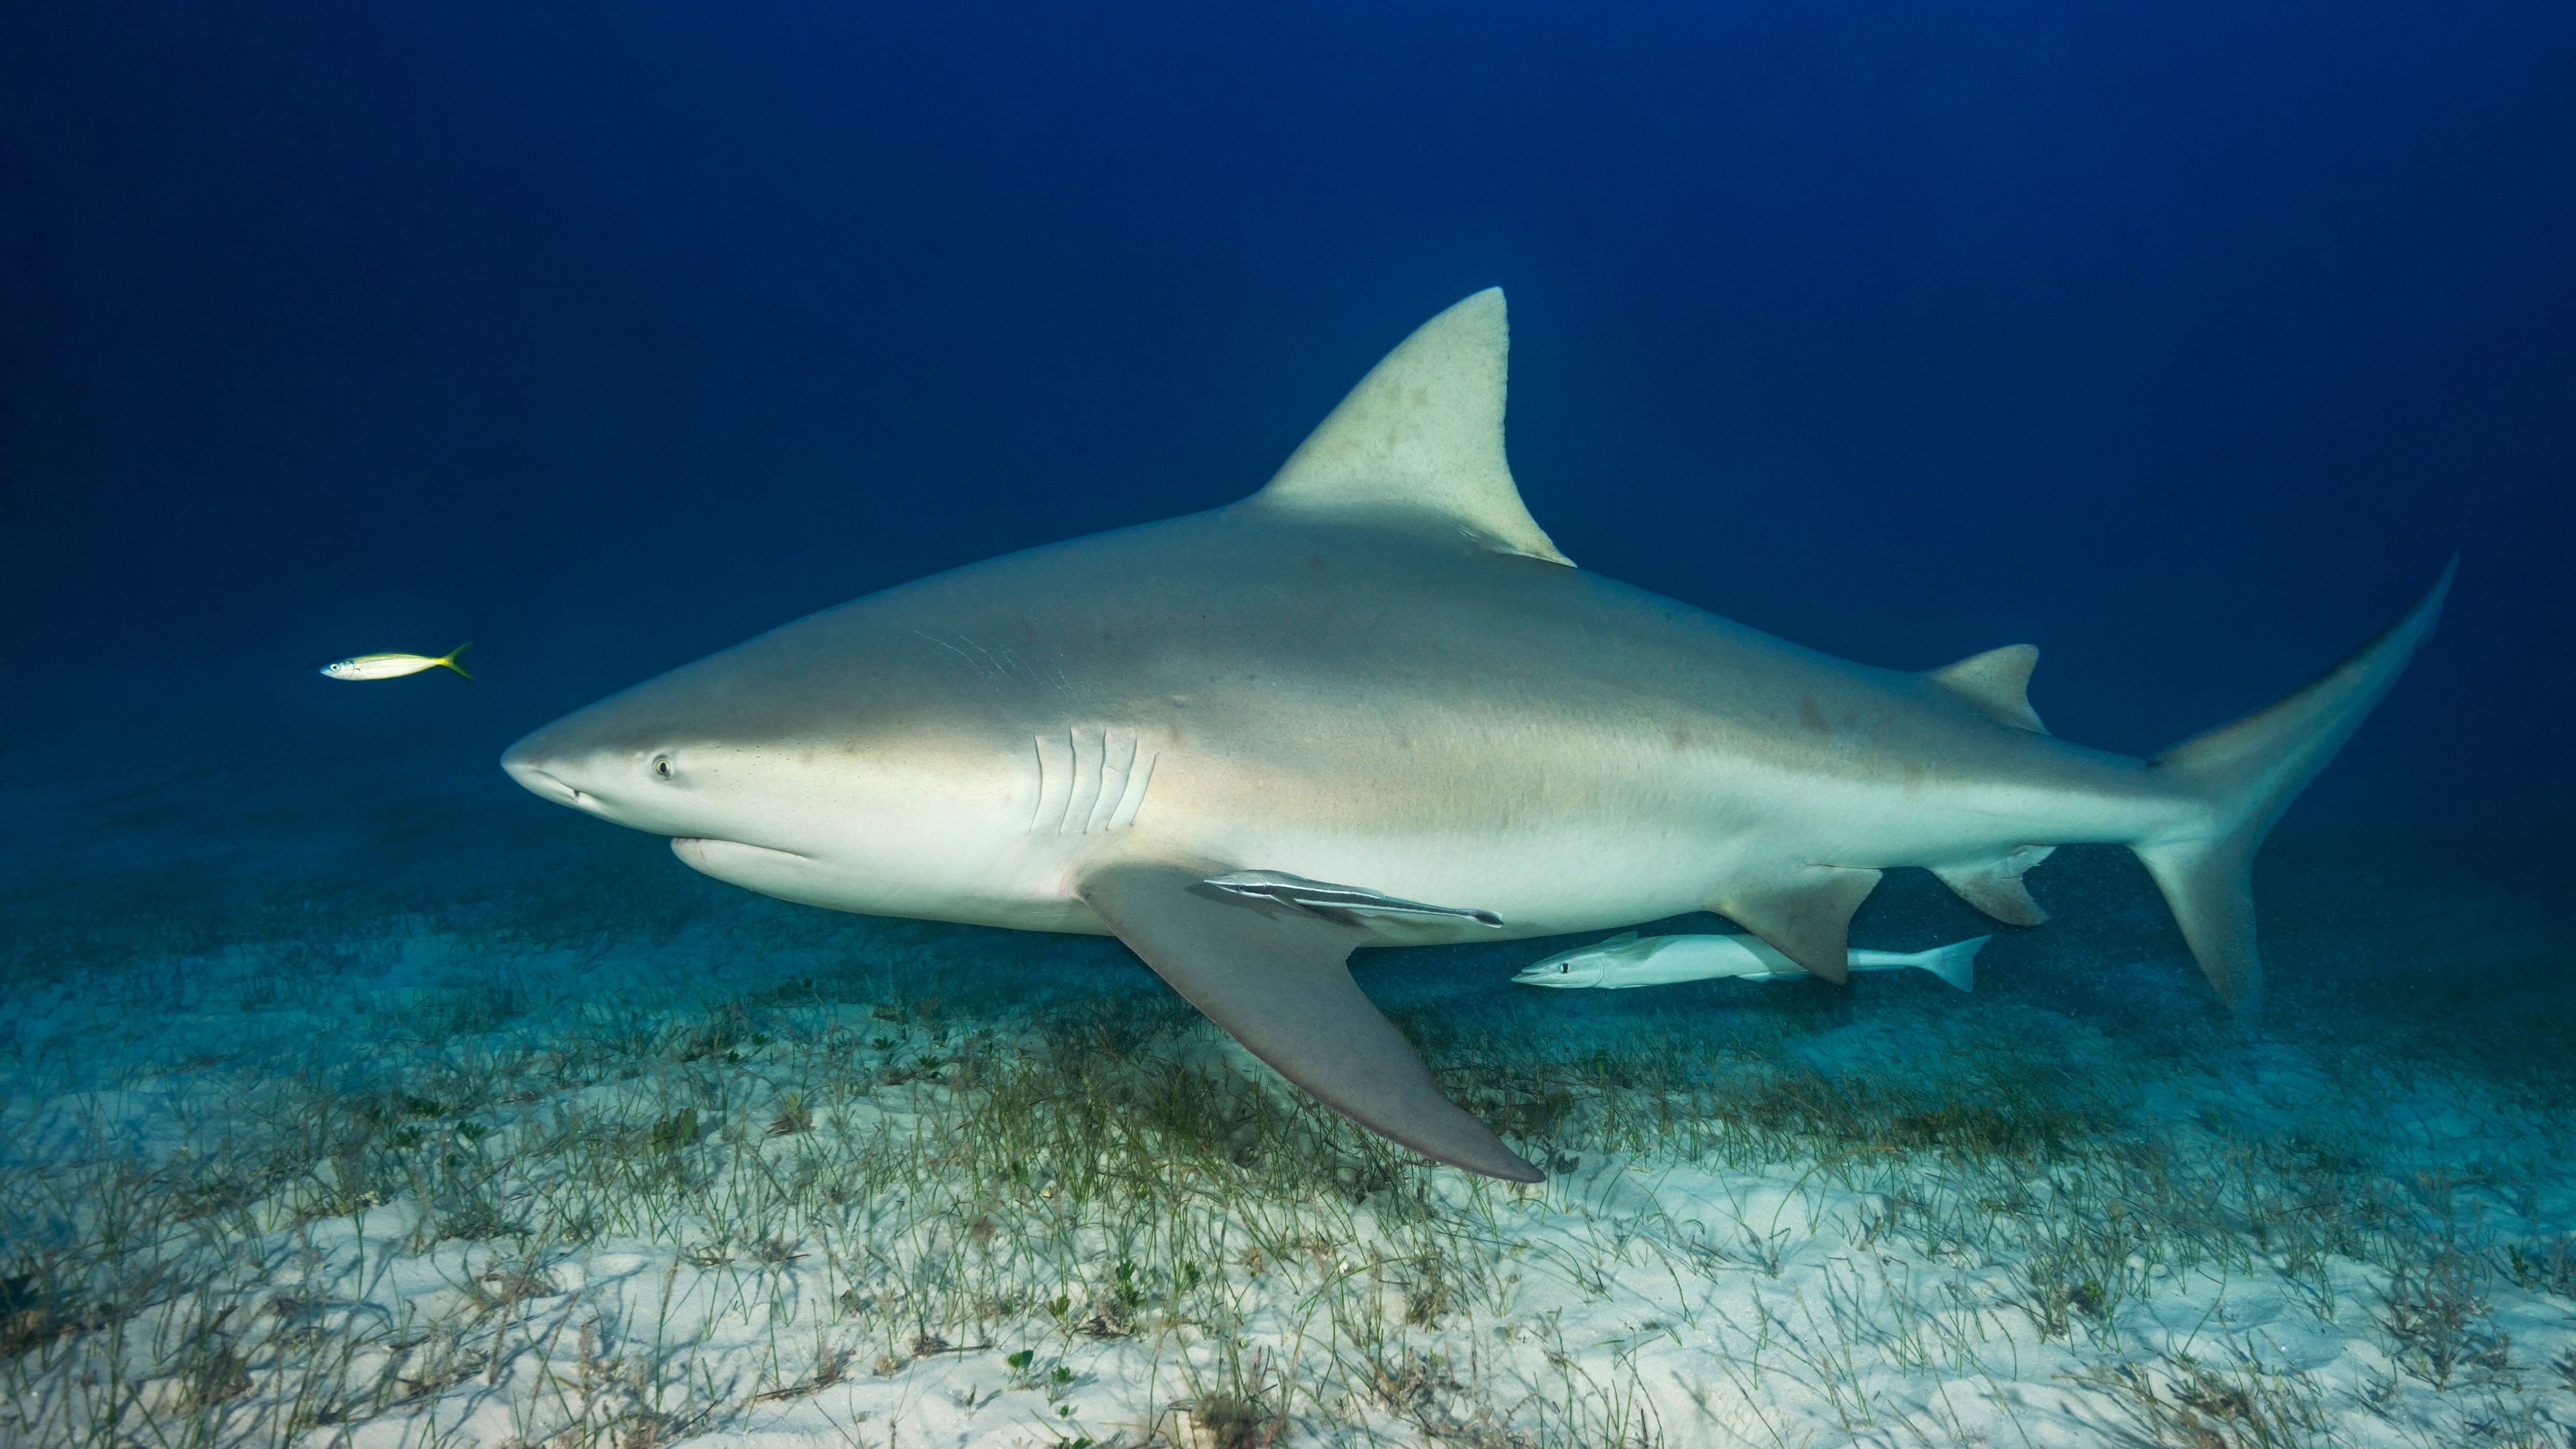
xmin=1251 ymin=288 xmax=1574 ymax=567
xmin=1926 ymin=644 xmax=2047 ymax=734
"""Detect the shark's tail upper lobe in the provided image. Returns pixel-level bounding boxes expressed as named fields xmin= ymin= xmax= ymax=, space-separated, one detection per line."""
xmin=2132 ymin=560 xmax=2454 ymax=1025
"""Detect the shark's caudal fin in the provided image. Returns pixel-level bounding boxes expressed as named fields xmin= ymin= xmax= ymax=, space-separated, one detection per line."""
xmin=2134 ymin=561 xmax=2454 ymax=1025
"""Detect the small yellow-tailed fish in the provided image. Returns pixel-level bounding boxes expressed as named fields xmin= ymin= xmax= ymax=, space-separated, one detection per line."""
xmin=319 ymin=643 xmax=473 ymax=681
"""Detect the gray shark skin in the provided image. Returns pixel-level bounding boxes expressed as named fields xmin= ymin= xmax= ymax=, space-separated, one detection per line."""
xmin=503 ymin=289 xmax=2450 ymax=1182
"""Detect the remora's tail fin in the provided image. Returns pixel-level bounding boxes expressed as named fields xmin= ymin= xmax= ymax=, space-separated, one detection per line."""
xmin=2135 ymin=560 xmax=2454 ymax=1024
xmin=1910 ymin=935 xmax=1986 ymax=993
xmin=438 ymin=642 xmax=474 ymax=680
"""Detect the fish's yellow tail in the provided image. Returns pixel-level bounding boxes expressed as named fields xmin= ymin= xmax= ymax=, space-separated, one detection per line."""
xmin=437 ymin=642 xmax=474 ymax=680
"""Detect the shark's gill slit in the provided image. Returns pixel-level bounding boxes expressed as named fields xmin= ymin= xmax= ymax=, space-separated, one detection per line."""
xmin=1107 ymin=748 xmax=1158 ymax=830
xmin=1061 ymin=728 xmax=1107 ymax=835
xmin=1030 ymin=731 xmax=1074 ymax=833
xmin=1087 ymin=730 xmax=1138 ymax=834
xmin=1032 ymin=728 xmax=1154 ymax=834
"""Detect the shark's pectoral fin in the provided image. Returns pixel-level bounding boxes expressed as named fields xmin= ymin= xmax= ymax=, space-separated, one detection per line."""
xmin=1079 ymin=861 xmax=1542 ymax=1182
xmin=1711 ymin=866 xmax=1884 ymax=983
xmin=1931 ymin=845 xmax=2056 ymax=926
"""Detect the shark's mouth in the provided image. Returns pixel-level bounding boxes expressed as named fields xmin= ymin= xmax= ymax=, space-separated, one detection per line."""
xmin=672 ymin=837 xmax=811 ymax=867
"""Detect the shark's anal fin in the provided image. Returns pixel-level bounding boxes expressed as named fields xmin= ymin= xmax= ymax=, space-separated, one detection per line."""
xmin=1080 ymin=861 xmax=1542 ymax=1182
xmin=1931 ymin=844 xmax=2056 ymax=926
xmin=1926 ymin=644 xmax=2047 ymax=734
xmin=1711 ymin=866 xmax=1884 ymax=984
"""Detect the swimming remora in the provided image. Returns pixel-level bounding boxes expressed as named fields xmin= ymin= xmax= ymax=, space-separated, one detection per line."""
xmin=501 ymin=288 xmax=2449 ymax=1182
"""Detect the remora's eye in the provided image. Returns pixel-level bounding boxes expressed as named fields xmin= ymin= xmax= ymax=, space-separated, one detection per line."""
xmin=652 ymin=755 xmax=673 ymax=779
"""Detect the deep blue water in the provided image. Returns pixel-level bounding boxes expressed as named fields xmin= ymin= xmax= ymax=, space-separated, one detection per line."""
xmin=9 ymin=18 xmax=2576 ymax=1440
xmin=6 ymin=2 xmax=2572 ymax=850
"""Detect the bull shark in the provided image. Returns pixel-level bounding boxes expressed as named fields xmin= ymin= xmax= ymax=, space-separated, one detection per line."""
xmin=501 ymin=288 xmax=2450 ymax=1182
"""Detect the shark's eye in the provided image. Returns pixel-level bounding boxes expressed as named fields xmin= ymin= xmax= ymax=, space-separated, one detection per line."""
xmin=652 ymin=755 xmax=673 ymax=779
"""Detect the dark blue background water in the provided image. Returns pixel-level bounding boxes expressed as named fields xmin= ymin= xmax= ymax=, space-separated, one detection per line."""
xmin=7 ymin=0 xmax=2571 ymax=850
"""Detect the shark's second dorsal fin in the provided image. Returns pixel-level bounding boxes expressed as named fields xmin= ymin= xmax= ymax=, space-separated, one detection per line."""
xmin=1251 ymin=289 xmax=1574 ymax=567
xmin=1933 ymin=844 xmax=2056 ymax=926
xmin=1926 ymin=644 xmax=2047 ymax=734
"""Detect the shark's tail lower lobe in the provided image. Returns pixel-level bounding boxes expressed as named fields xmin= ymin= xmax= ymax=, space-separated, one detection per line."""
xmin=2134 ymin=560 xmax=2454 ymax=1025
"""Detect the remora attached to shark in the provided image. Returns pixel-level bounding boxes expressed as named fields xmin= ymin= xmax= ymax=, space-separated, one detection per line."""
xmin=503 ymin=289 xmax=2450 ymax=1182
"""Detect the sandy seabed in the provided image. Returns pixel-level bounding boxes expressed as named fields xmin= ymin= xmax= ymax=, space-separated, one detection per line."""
xmin=3 ymin=755 xmax=2571 ymax=1448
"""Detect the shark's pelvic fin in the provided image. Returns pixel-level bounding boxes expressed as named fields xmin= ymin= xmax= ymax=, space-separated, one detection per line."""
xmin=1080 ymin=861 xmax=1542 ymax=1182
xmin=1251 ymin=288 xmax=1574 ymax=568
xmin=1931 ymin=843 xmax=2056 ymax=926
xmin=1926 ymin=644 xmax=2046 ymax=733
xmin=2137 ymin=559 xmax=2455 ymax=1025
xmin=1711 ymin=865 xmax=1884 ymax=983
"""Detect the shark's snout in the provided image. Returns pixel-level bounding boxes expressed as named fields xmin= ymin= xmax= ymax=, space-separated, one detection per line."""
xmin=503 ymin=735 xmax=623 ymax=819
xmin=501 ymin=737 xmax=580 ymax=804
xmin=501 ymin=725 xmax=783 ymax=850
